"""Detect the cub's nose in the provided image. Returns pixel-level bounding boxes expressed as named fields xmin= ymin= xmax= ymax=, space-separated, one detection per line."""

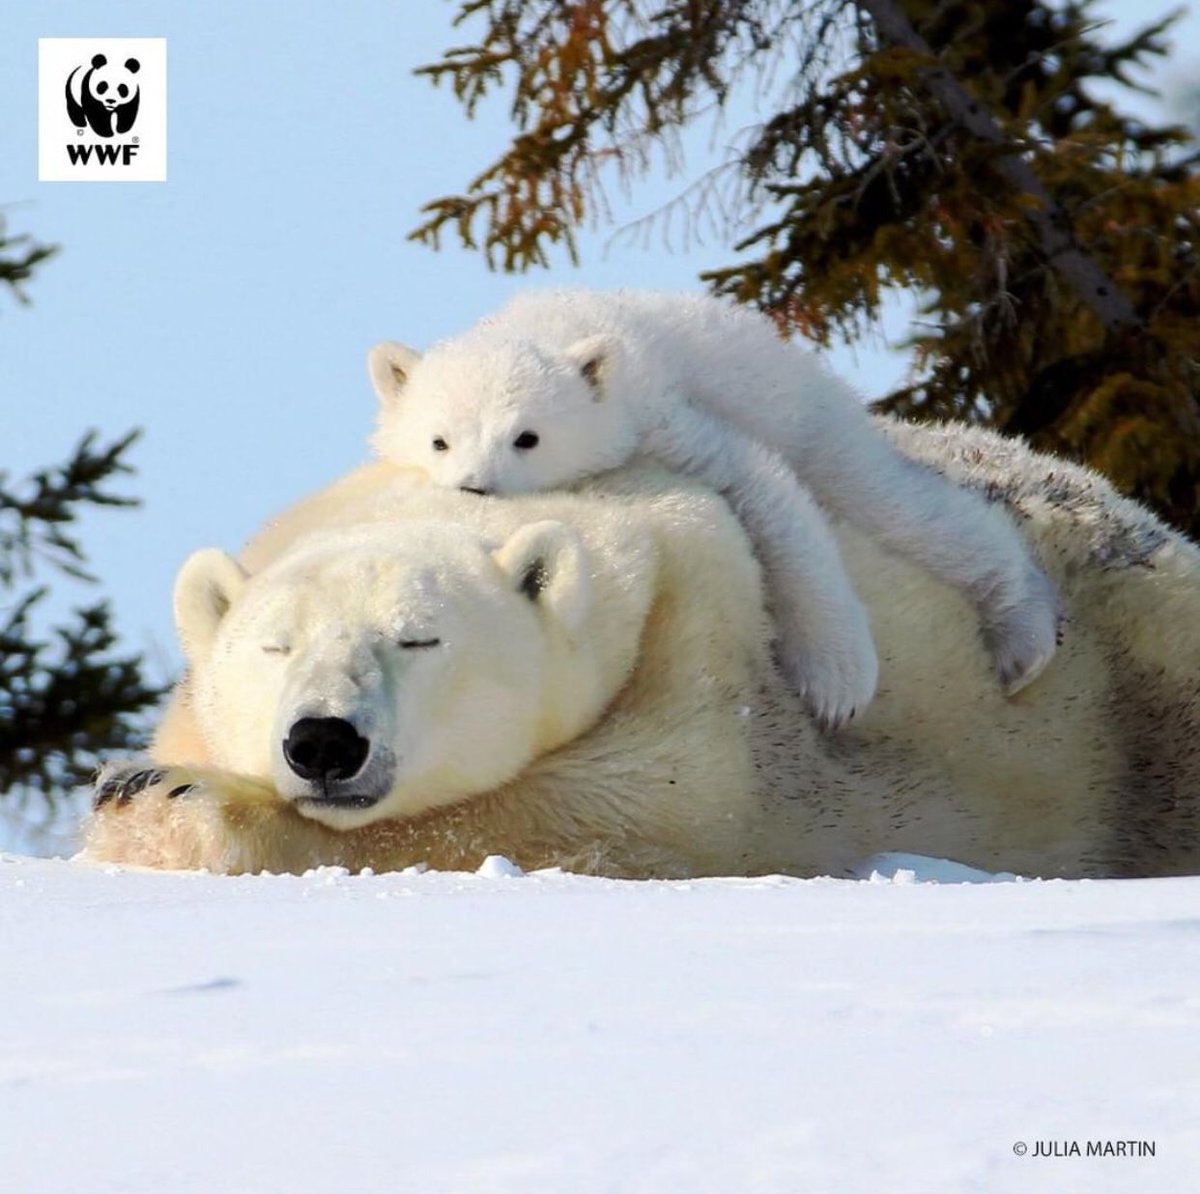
xmin=283 ymin=717 xmax=369 ymax=782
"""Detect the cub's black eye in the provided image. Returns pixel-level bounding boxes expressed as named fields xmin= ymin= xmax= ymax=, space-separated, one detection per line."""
xmin=118 ymin=84 xmax=129 ymax=97
xmin=399 ymin=637 xmax=442 ymax=649
xmin=513 ymin=431 xmax=540 ymax=450
xmin=96 ymin=81 xmax=109 ymax=94
xmin=432 ymin=436 xmax=449 ymax=452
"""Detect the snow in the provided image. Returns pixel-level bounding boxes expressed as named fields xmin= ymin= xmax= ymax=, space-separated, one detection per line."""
xmin=2 ymin=853 xmax=1197 ymax=1193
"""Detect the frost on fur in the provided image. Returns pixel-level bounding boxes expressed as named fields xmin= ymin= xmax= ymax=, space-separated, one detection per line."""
xmin=368 ymin=290 xmax=1062 ymax=724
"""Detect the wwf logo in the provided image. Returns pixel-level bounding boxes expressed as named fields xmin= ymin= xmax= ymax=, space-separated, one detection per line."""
xmin=65 ymin=53 xmax=140 ymax=138
xmin=39 ymin=37 xmax=166 ymax=182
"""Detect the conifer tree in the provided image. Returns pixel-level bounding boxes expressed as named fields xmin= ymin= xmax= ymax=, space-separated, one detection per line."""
xmin=413 ymin=1 xmax=1200 ymax=534
xmin=0 ymin=213 xmax=57 ymax=302
xmin=2 ymin=217 xmax=164 ymax=809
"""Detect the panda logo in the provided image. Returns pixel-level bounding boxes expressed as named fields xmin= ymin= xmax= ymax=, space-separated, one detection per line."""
xmin=65 ymin=54 xmax=140 ymax=138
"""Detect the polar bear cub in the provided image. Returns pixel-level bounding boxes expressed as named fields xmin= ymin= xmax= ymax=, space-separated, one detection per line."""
xmin=368 ymin=290 xmax=1060 ymax=727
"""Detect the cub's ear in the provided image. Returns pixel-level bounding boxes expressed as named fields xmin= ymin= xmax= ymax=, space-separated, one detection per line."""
xmin=562 ymin=334 xmax=619 ymax=398
xmin=173 ymin=549 xmax=248 ymax=663
xmin=493 ymin=521 xmax=591 ymax=638
xmin=367 ymin=342 xmax=422 ymax=406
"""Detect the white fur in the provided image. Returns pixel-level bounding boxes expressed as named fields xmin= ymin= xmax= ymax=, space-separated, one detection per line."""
xmin=369 ymin=290 xmax=1059 ymax=728
xmin=169 ymin=518 xmax=632 ymax=831
xmin=85 ymin=428 xmax=1200 ymax=879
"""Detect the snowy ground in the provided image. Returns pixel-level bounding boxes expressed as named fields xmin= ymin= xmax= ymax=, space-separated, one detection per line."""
xmin=2 ymin=852 xmax=1197 ymax=1194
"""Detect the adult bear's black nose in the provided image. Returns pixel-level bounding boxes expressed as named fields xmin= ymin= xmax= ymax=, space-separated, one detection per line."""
xmin=283 ymin=717 xmax=369 ymax=782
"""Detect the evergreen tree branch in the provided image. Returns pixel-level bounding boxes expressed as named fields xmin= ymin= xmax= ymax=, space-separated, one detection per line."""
xmin=0 ymin=430 xmax=141 ymax=585
xmin=854 ymin=0 xmax=1141 ymax=336
xmin=1 ymin=431 xmax=164 ymax=805
xmin=413 ymin=1 xmax=1200 ymax=535
xmin=0 ymin=213 xmax=58 ymax=306
xmin=0 ymin=593 xmax=166 ymax=799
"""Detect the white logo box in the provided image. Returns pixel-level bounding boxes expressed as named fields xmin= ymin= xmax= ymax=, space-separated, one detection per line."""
xmin=38 ymin=38 xmax=167 ymax=182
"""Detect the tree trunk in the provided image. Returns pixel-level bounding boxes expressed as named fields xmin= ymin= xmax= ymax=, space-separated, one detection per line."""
xmin=855 ymin=0 xmax=1143 ymax=336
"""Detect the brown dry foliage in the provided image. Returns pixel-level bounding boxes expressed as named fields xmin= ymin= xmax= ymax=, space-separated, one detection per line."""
xmin=413 ymin=1 xmax=1200 ymax=534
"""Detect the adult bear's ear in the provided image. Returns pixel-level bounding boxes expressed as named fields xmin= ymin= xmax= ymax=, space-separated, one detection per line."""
xmin=173 ymin=549 xmax=248 ymax=662
xmin=493 ymin=521 xmax=591 ymax=637
xmin=367 ymin=342 xmax=422 ymax=406
xmin=562 ymin=334 xmax=618 ymax=399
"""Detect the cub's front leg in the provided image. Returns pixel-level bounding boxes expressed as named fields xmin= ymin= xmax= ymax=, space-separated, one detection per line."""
xmin=644 ymin=404 xmax=878 ymax=730
xmin=84 ymin=761 xmax=337 ymax=874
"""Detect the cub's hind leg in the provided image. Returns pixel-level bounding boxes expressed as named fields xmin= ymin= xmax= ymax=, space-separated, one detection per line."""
xmin=804 ymin=427 xmax=1061 ymax=695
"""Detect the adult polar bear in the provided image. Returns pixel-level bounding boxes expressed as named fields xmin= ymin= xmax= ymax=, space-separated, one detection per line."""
xmin=86 ymin=420 xmax=1200 ymax=879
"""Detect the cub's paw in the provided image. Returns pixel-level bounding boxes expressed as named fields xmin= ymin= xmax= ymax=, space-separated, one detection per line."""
xmin=983 ymin=567 xmax=1064 ymax=696
xmin=775 ymin=620 xmax=880 ymax=733
xmin=93 ymin=762 xmax=200 ymax=809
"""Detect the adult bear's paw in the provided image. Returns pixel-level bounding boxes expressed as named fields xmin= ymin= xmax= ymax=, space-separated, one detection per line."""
xmin=84 ymin=760 xmax=293 ymax=873
xmin=93 ymin=760 xmax=201 ymax=809
xmin=86 ymin=759 xmax=220 ymax=870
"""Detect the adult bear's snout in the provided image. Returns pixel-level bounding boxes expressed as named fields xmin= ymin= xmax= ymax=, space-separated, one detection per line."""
xmin=283 ymin=717 xmax=370 ymax=782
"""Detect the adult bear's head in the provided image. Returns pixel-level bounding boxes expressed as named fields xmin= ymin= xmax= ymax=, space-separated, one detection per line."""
xmin=172 ymin=518 xmax=654 ymax=829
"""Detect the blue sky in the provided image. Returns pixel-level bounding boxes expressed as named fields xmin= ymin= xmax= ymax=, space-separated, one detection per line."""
xmin=3 ymin=0 xmax=1195 ymax=681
